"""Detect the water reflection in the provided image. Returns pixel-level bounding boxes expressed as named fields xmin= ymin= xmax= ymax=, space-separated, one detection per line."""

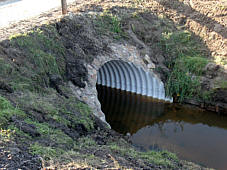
xmin=97 ymin=85 xmax=227 ymax=170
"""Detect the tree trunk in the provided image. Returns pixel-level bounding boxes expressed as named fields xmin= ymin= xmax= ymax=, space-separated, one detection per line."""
xmin=61 ymin=0 xmax=67 ymax=15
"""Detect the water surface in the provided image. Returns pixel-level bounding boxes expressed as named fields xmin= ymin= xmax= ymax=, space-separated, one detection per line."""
xmin=97 ymin=85 xmax=227 ymax=170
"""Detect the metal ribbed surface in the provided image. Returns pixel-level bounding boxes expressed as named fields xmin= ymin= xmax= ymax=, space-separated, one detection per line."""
xmin=97 ymin=60 xmax=173 ymax=102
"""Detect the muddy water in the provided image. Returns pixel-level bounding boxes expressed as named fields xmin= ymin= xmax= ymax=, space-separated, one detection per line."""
xmin=97 ymin=85 xmax=227 ymax=170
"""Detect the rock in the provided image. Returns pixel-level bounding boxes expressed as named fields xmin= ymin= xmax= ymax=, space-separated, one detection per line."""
xmin=95 ymin=136 xmax=106 ymax=145
xmin=205 ymin=63 xmax=219 ymax=72
xmin=156 ymin=54 xmax=165 ymax=64
xmin=147 ymin=63 xmax=155 ymax=69
xmin=73 ymin=123 xmax=88 ymax=135
xmin=213 ymin=89 xmax=227 ymax=103
xmin=214 ymin=24 xmax=222 ymax=32
xmin=184 ymin=99 xmax=200 ymax=106
xmin=179 ymin=17 xmax=186 ymax=25
xmin=49 ymin=74 xmax=62 ymax=88
xmin=9 ymin=148 xmax=21 ymax=155
xmin=204 ymin=63 xmax=220 ymax=78
xmin=94 ymin=116 xmax=109 ymax=130
xmin=144 ymin=54 xmax=151 ymax=63
xmin=209 ymin=32 xmax=216 ymax=40
xmin=200 ymin=77 xmax=211 ymax=90
xmin=126 ymin=132 xmax=131 ymax=137
xmin=66 ymin=59 xmax=88 ymax=88
xmin=49 ymin=74 xmax=69 ymax=98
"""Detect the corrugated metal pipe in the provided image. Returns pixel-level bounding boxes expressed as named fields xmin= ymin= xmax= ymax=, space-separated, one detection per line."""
xmin=97 ymin=60 xmax=173 ymax=102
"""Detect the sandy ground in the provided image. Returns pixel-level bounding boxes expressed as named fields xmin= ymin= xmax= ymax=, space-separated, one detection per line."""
xmin=0 ymin=0 xmax=76 ymax=28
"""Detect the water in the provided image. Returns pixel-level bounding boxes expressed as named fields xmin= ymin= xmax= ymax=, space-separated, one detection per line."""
xmin=97 ymin=85 xmax=227 ymax=170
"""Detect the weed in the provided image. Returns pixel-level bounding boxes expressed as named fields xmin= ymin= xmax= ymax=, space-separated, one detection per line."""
xmin=199 ymin=90 xmax=213 ymax=102
xmin=160 ymin=30 xmax=209 ymax=102
xmin=95 ymin=11 xmax=125 ymax=39
xmin=165 ymin=58 xmax=201 ymax=102
xmin=181 ymin=56 xmax=208 ymax=75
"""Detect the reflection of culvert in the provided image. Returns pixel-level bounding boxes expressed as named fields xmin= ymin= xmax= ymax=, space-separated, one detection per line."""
xmin=97 ymin=60 xmax=172 ymax=102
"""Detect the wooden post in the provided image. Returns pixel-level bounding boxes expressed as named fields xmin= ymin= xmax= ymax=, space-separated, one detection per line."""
xmin=61 ymin=0 xmax=67 ymax=15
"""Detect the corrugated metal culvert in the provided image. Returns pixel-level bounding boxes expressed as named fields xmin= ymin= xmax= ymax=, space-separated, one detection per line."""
xmin=97 ymin=60 xmax=173 ymax=102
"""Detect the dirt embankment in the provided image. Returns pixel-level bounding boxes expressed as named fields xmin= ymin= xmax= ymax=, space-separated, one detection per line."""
xmin=0 ymin=0 xmax=226 ymax=169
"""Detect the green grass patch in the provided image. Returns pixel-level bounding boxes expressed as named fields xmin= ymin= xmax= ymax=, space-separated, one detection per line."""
xmin=7 ymin=124 xmax=32 ymax=139
xmin=0 ymin=57 xmax=34 ymax=91
xmin=30 ymin=143 xmax=65 ymax=160
xmin=95 ymin=11 xmax=125 ymax=39
xmin=61 ymin=98 xmax=94 ymax=131
xmin=160 ymin=30 xmax=209 ymax=102
xmin=0 ymin=96 xmax=26 ymax=127
xmin=74 ymin=103 xmax=94 ymax=130
xmin=25 ymin=119 xmax=51 ymax=135
xmin=108 ymin=142 xmax=178 ymax=168
xmin=7 ymin=25 xmax=66 ymax=92
xmin=74 ymin=137 xmax=97 ymax=150
xmin=181 ymin=56 xmax=208 ymax=75
xmin=17 ymin=92 xmax=94 ymax=131
xmin=30 ymin=136 xmax=97 ymax=162
xmin=25 ymin=118 xmax=75 ymax=160
xmin=24 ymin=119 xmax=73 ymax=145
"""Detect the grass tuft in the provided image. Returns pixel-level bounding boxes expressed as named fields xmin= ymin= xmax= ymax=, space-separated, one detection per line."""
xmin=95 ymin=11 xmax=125 ymax=39
xmin=0 ymin=96 xmax=26 ymax=127
xmin=108 ymin=142 xmax=178 ymax=168
xmin=160 ymin=30 xmax=209 ymax=102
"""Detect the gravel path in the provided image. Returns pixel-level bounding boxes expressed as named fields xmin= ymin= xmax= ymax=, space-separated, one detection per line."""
xmin=0 ymin=0 xmax=76 ymax=28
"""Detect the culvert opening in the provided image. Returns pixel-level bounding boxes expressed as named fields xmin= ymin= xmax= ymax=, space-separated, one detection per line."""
xmin=95 ymin=60 xmax=227 ymax=170
xmin=96 ymin=60 xmax=172 ymax=102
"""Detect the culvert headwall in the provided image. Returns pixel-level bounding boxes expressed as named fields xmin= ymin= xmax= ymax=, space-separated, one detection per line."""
xmin=97 ymin=60 xmax=172 ymax=102
xmin=69 ymin=43 xmax=173 ymax=125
